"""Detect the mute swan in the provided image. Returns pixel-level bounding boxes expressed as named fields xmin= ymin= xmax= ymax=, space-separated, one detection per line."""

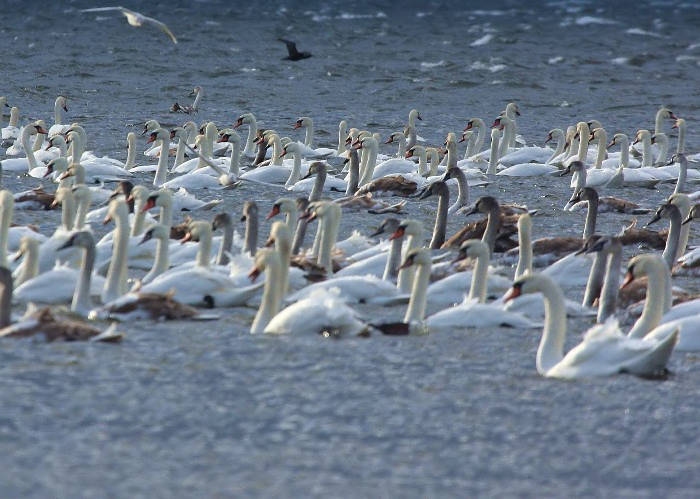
xmin=1 ymin=123 xmax=48 ymax=173
xmin=418 ymin=181 xmax=449 ymax=249
xmin=140 ymin=221 xmax=262 ymax=307
xmin=1 ymin=106 xmax=20 ymax=141
xmin=233 ymin=112 xmax=258 ymax=158
xmin=172 ymin=86 xmax=202 ymax=114
xmin=504 ymin=274 xmax=678 ymax=379
xmin=424 ymin=241 xmax=540 ymax=329
xmin=292 ymin=117 xmax=335 ymax=157
xmin=496 ymin=129 xmax=564 ymax=177
xmin=48 ymin=96 xmax=69 ymax=137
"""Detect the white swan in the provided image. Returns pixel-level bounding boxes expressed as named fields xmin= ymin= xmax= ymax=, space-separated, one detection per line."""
xmin=504 ymin=273 xmax=678 ymax=379
xmin=1 ymin=106 xmax=20 ymax=141
xmin=233 ymin=112 xmax=258 ymax=158
xmin=48 ymin=96 xmax=69 ymax=137
xmin=0 ymin=122 xmax=48 ymax=173
xmin=292 ymin=116 xmax=335 ymax=157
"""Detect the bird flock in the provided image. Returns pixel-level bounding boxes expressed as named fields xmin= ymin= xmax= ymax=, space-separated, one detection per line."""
xmin=1 ymin=92 xmax=700 ymax=380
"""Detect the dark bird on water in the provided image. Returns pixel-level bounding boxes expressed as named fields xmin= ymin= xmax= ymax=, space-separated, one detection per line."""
xmin=278 ymin=38 xmax=312 ymax=61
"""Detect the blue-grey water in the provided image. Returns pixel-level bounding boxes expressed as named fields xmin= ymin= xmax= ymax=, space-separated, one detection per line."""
xmin=1 ymin=0 xmax=700 ymax=496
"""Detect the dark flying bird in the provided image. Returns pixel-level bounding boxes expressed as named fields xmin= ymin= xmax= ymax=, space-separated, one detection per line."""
xmin=80 ymin=6 xmax=178 ymax=44
xmin=278 ymin=38 xmax=312 ymax=61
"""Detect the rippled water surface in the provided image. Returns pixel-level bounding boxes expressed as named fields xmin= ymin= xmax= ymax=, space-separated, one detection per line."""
xmin=2 ymin=0 xmax=700 ymax=496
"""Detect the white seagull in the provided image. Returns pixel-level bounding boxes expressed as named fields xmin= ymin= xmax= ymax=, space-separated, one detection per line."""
xmin=80 ymin=6 xmax=178 ymax=44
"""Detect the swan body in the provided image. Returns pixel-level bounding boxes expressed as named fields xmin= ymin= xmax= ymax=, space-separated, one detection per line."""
xmin=286 ymin=275 xmax=404 ymax=305
xmin=505 ymin=274 xmax=678 ymax=379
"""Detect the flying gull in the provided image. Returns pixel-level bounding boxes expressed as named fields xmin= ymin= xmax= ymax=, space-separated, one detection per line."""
xmin=80 ymin=6 xmax=178 ymax=44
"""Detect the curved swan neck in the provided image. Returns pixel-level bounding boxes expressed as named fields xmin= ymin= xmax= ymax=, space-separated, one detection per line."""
xmin=21 ymin=127 xmax=40 ymax=171
xmin=654 ymin=134 xmax=669 ymax=164
xmin=153 ymin=137 xmax=169 ymax=187
xmin=486 ymin=129 xmax=500 ymax=175
xmin=545 ymin=131 xmax=566 ymax=164
xmin=0 ymin=191 xmax=13 ymax=268
xmin=628 ymin=260 xmax=670 ymax=338
xmin=597 ymin=239 xmax=621 ymax=324
xmin=285 ymin=148 xmax=301 ymax=187
xmin=404 ymin=257 xmax=430 ymax=323
xmin=576 ymin=123 xmax=590 ymax=163
xmin=536 ymin=277 xmax=568 ymax=375
xmin=472 ymin=120 xmax=486 ymax=157
xmin=514 ymin=214 xmax=532 ymax=280
xmin=662 ymin=208 xmax=681 ymax=269
xmin=124 ymin=135 xmax=137 ymax=169
xmin=229 ymin=140 xmax=240 ymax=177
xmin=144 ymin=230 xmax=170 ymax=284
xmin=498 ymin=119 xmax=513 ymax=158
xmin=593 ymin=133 xmax=607 ymax=169
xmin=0 ymin=267 xmax=12 ymax=328
xmin=447 ymin=168 xmax=469 ymax=215
xmin=250 ymin=252 xmax=283 ymax=334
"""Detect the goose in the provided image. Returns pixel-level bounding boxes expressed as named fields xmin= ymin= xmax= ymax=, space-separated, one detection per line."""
xmin=0 ymin=122 xmax=48 ymax=173
xmin=48 ymin=96 xmax=69 ymax=137
xmin=139 ymin=221 xmax=262 ymax=307
xmin=292 ymin=116 xmax=335 ymax=157
xmin=1 ymin=106 xmax=20 ymax=141
xmin=424 ymin=241 xmax=540 ymax=329
xmin=233 ymin=112 xmax=258 ymax=158
xmin=504 ymin=273 xmax=678 ymax=379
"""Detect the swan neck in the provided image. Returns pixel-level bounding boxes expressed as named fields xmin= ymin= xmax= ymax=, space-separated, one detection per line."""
xmin=74 ymin=193 xmax=91 ymax=231
xmin=358 ymin=142 xmax=378 ymax=187
xmin=498 ymin=122 xmax=511 ymax=158
xmin=641 ymin=133 xmax=652 ymax=167
xmin=308 ymin=167 xmax=326 ymax=203
xmin=73 ymin=241 xmax=95 ymax=315
xmin=404 ymin=259 xmax=430 ymax=323
xmin=545 ymin=134 xmax=565 ymax=164
xmin=275 ymin=234 xmax=291 ymax=296
xmin=473 ymin=122 xmax=485 ymax=156
xmin=487 ymin=131 xmax=499 ymax=175
xmin=174 ymin=138 xmax=186 ymax=168
xmin=285 ymin=150 xmax=301 ymax=187
xmin=482 ymin=208 xmax=500 ymax=256
xmin=677 ymin=123 xmax=686 ymax=154
xmin=0 ymin=268 xmax=12 ymax=328
xmin=271 ymin=137 xmax=283 ymax=166
xmin=318 ymin=212 xmax=340 ymax=275
xmin=346 ymin=150 xmax=359 ymax=195
xmin=244 ymin=211 xmax=258 ymax=256
xmin=628 ymin=261 xmax=670 ymax=338
xmin=577 ymin=128 xmax=590 ymax=163
xmin=661 ymin=211 xmax=681 ymax=269
xmin=243 ymin=117 xmax=257 ymax=156
xmin=597 ymin=241 xmax=621 ymax=323
xmin=102 ymin=209 xmax=129 ymax=303
xmin=514 ymin=217 xmax=532 ymax=280
xmin=656 ymin=136 xmax=668 ymax=164
xmin=124 ymin=139 xmax=136 ymax=169
xmin=61 ymin=195 xmax=75 ymax=231
xmin=583 ymin=196 xmax=598 ymax=239
xmin=0 ymin=192 xmax=13 ymax=268
xmin=229 ymin=141 xmax=240 ymax=177
xmin=429 ymin=190 xmax=448 ymax=249
xmin=144 ymin=233 xmax=169 ymax=284
xmin=674 ymin=159 xmax=687 ymax=195
xmin=383 ymin=237 xmax=403 ymax=281
xmin=337 ymin=122 xmax=347 ymax=156
xmin=250 ymin=254 xmax=283 ymax=334
xmin=153 ymin=138 xmax=169 ymax=187
xmin=537 ymin=278 xmax=568 ymax=375
xmin=216 ymin=222 xmax=234 ymax=266
xmin=582 ymin=249 xmax=606 ymax=308
xmin=304 ymin=122 xmax=313 ymax=148
xmin=21 ymin=128 xmax=39 ymax=170
xmin=196 ymin=230 xmax=212 ymax=269
xmin=416 ymin=150 xmax=428 ymax=176
xmin=397 ymin=231 xmax=422 ymax=293
xmin=469 ymin=251 xmax=489 ymax=303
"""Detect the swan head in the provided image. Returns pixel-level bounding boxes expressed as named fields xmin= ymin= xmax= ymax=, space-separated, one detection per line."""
xmin=405 ymin=145 xmax=426 ymax=160
xmin=668 ymin=192 xmax=691 ymax=215
xmin=398 ymin=248 xmax=431 ymax=271
xmin=210 ymin=213 xmax=232 ymax=234
xmin=0 ymin=96 xmax=7 ymax=108
xmin=241 ymin=200 xmax=258 ymax=223
xmin=544 ymin=128 xmax=563 ymax=144
xmin=647 ymin=202 xmax=680 ymax=228
xmin=504 ymin=274 xmax=552 ymax=302
xmin=418 ymin=180 xmax=448 ymax=201
xmin=454 ymin=238 xmax=490 ymax=264
xmin=354 ymin=136 xmax=377 ymax=151
xmin=463 ymin=196 xmax=500 ymax=217
xmin=126 ymin=185 xmax=149 ymax=207
xmin=607 ymin=133 xmax=627 ymax=149
xmin=217 ymin=129 xmax=240 ymax=144
xmin=632 ymin=129 xmax=651 ymax=145
xmin=302 ymin=201 xmax=340 ymax=224
xmin=559 ymin=160 xmax=584 ymax=177
xmin=126 ymin=132 xmax=137 ymax=148
xmin=389 ymin=219 xmax=422 ymax=240
xmin=32 ymin=121 xmax=48 ymax=136
xmin=589 ymin=127 xmax=607 ymax=144
xmin=248 ymin=248 xmax=280 ymax=282
xmin=142 ymin=119 xmax=161 ymax=135
xmin=301 ymin=161 xmax=327 ymax=180
xmin=504 ymin=102 xmax=521 ymax=117
xmin=672 ymin=118 xmax=685 ymax=130
xmin=621 ymin=254 xmax=666 ymax=289
xmin=142 ymin=189 xmax=172 ymax=213
xmin=110 ymin=181 xmax=134 ymax=202
xmin=181 ymin=220 xmax=212 ymax=244
xmin=170 ymin=127 xmax=185 ymax=141
xmin=369 ymin=217 xmax=400 ymax=238
xmin=57 ymin=231 xmax=95 ymax=252
xmin=14 ymin=236 xmax=39 ymax=262
xmin=650 ymin=132 xmax=668 ymax=146
xmin=9 ymin=106 xmax=19 ymax=120
xmin=568 ymin=186 xmax=598 ymax=206
xmin=385 ymin=131 xmax=405 ymax=145
xmin=408 ymin=109 xmax=422 ymax=122
xmin=188 ymin=86 xmax=202 ymax=97
xmin=441 ymin=167 xmax=463 ymax=182
xmin=279 ymin=141 xmax=298 ymax=158
xmin=267 ymin=198 xmax=296 ymax=220
xmin=265 ymin=221 xmax=291 ymax=248
xmin=205 ymin=122 xmax=218 ymax=140
xmin=459 ymin=130 xmax=474 ymax=144
xmin=233 ymin=113 xmax=255 ymax=129
xmin=463 ymin=117 xmax=483 ymax=132
xmin=55 ymin=96 xmax=68 ymax=112
xmin=682 ymin=203 xmax=700 ymax=225
xmin=183 ymin=121 xmax=197 ymax=134
xmin=138 ymin=224 xmax=169 ymax=245
xmin=657 ymin=108 xmax=677 ymax=121
xmin=103 ymin=198 xmax=128 ymax=225
xmin=72 ymin=184 xmax=92 ymax=205
xmin=56 ymin=162 xmax=85 ymax=182
xmin=146 ymin=128 xmax=169 ymax=145
xmin=294 ymin=116 xmax=312 ymax=130
xmin=45 ymin=157 xmax=69 ymax=178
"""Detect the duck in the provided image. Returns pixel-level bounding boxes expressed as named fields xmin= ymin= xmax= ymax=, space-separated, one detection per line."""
xmin=504 ymin=273 xmax=678 ymax=379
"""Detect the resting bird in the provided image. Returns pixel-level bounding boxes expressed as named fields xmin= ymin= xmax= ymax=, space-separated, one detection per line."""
xmin=278 ymin=38 xmax=312 ymax=61
xmin=80 ymin=6 xmax=178 ymax=44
